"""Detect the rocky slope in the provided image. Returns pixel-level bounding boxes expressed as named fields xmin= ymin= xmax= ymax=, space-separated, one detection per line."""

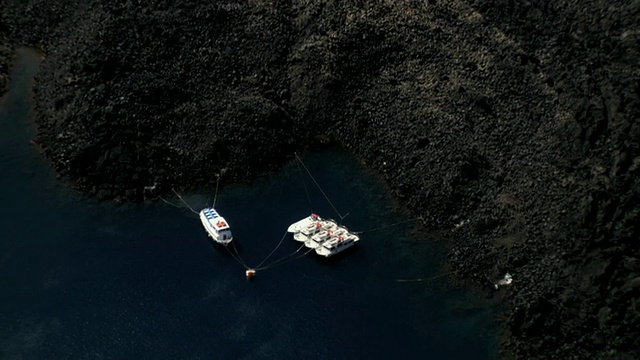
xmin=0 ymin=11 xmax=12 ymax=95
xmin=2 ymin=0 xmax=639 ymax=358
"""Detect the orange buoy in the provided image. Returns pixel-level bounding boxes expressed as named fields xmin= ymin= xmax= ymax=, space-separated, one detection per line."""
xmin=246 ymin=269 xmax=256 ymax=279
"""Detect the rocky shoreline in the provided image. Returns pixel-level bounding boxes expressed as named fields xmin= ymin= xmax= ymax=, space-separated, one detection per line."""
xmin=0 ymin=14 xmax=12 ymax=95
xmin=2 ymin=1 xmax=639 ymax=358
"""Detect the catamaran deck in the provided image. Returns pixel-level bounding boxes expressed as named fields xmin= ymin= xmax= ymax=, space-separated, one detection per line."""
xmin=315 ymin=233 xmax=360 ymax=257
xmin=287 ymin=213 xmax=321 ymax=233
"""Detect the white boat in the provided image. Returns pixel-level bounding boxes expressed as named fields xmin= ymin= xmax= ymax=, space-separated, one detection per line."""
xmin=199 ymin=207 xmax=233 ymax=246
xmin=287 ymin=213 xmax=321 ymax=233
xmin=288 ymin=155 xmax=363 ymax=258
xmin=315 ymin=232 xmax=360 ymax=257
xmin=305 ymin=227 xmax=346 ymax=249
xmin=293 ymin=219 xmax=337 ymax=242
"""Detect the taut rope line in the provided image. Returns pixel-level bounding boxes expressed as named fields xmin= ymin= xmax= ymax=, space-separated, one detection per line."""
xmin=356 ymin=218 xmax=419 ymax=234
xmin=226 ymin=241 xmax=249 ymax=270
xmin=396 ymin=271 xmax=458 ymax=283
xmin=172 ymin=188 xmax=199 ymax=215
xmin=341 ymin=184 xmax=375 ymax=222
xmin=212 ymin=175 xmax=220 ymax=208
xmin=296 ymin=155 xmax=314 ymax=213
xmin=295 ymin=153 xmax=344 ymax=221
xmin=255 ymin=230 xmax=289 ymax=269
xmin=158 ymin=196 xmax=183 ymax=209
xmin=256 ymin=245 xmax=313 ymax=271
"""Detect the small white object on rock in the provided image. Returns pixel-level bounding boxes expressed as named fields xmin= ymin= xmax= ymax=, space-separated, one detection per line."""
xmin=494 ymin=272 xmax=513 ymax=289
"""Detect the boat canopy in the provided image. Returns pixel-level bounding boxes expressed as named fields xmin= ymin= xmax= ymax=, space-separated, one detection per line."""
xmin=202 ymin=208 xmax=230 ymax=230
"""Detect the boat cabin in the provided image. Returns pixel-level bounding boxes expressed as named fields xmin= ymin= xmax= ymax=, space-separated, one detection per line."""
xmin=200 ymin=208 xmax=233 ymax=245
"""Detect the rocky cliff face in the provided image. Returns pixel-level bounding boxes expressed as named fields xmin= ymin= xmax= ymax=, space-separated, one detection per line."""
xmin=0 ymin=10 xmax=13 ymax=94
xmin=2 ymin=0 xmax=639 ymax=357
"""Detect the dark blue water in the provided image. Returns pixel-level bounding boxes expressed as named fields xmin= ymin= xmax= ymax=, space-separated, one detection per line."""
xmin=0 ymin=50 xmax=498 ymax=359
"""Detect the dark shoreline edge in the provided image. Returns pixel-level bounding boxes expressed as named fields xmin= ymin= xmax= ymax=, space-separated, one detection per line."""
xmin=2 ymin=1 xmax=638 ymax=358
xmin=0 ymin=23 xmax=12 ymax=96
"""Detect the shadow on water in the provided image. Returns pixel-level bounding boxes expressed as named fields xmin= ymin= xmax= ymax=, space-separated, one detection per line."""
xmin=0 ymin=51 xmax=500 ymax=359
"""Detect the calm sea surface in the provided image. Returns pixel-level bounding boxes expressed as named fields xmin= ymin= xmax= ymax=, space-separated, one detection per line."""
xmin=0 ymin=50 xmax=498 ymax=359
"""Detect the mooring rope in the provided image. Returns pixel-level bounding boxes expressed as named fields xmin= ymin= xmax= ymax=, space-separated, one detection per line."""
xmin=212 ymin=175 xmax=220 ymax=208
xmin=256 ymin=245 xmax=314 ymax=271
xmin=296 ymin=155 xmax=314 ymax=213
xmin=341 ymin=184 xmax=375 ymax=222
xmin=255 ymin=230 xmax=289 ymax=269
xmin=295 ymin=153 xmax=344 ymax=220
xmin=396 ymin=271 xmax=458 ymax=283
xmin=355 ymin=218 xmax=419 ymax=234
xmin=172 ymin=188 xmax=199 ymax=215
xmin=256 ymin=243 xmax=306 ymax=270
xmin=158 ymin=195 xmax=183 ymax=209
xmin=225 ymin=241 xmax=249 ymax=270
xmin=225 ymin=247 xmax=248 ymax=270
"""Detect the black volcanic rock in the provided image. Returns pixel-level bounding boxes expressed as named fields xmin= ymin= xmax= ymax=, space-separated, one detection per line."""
xmin=0 ymin=11 xmax=13 ymax=96
xmin=2 ymin=0 xmax=639 ymax=358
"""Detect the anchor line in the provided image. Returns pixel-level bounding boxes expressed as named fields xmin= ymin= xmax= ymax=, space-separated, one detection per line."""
xmin=172 ymin=188 xmax=199 ymax=215
xmin=295 ymin=153 xmax=344 ymax=221
xmin=159 ymin=191 xmax=199 ymax=215
xmin=212 ymin=175 xmax=220 ymax=208
xmin=255 ymin=243 xmax=305 ymax=270
xmin=341 ymin=184 xmax=375 ymax=221
xmin=231 ymin=240 xmax=249 ymax=269
xmin=158 ymin=196 xmax=183 ymax=209
xmin=355 ymin=218 xmax=418 ymax=234
xmin=296 ymin=156 xmax=313 ymax=213
xmin=225 ymin=246 xmax=247 ymax=270
xmin=396 ymin=271 xmax=458 ymax=283
xmin=226 ymin=241 xmax=249 ymax=270
xmin=255 ymin=230 xmax=289 ymax=269
xmin=256 ymin=245 xmax=313 ymax=271
xmin=255 ymin=243 xmax=307 ymax=270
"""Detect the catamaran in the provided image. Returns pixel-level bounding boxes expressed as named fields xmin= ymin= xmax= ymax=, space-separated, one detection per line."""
xmin=199 ymin=207 xmax=233 ymax=246
xmin=287 ymin=213 xmax=322 ymax=233
xmin=315 ymin=232 xmax=360 ymax=257
xmin=286 ymin=154 xmax=363 ymax=258
xmin=305 ymin=227 xmax=346 ymax=249
xmin=292 ymin=217 xmax=338 ymax=243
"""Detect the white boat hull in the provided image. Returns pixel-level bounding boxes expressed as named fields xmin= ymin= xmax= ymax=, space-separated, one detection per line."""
xmin=288 ymin=213 xmax=360 ymax=257
xmin=199 ymin=208 xmax=233 ymax=246
xmin=315 ymin=235 xmax=359 ymax=257
xmin=305 ymin=228 xmax=346 ymax=249
xmin=287 ymin=214 xmax=321 ymax=233
xmin=290 ymin=217 xmax=336 ymax=242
